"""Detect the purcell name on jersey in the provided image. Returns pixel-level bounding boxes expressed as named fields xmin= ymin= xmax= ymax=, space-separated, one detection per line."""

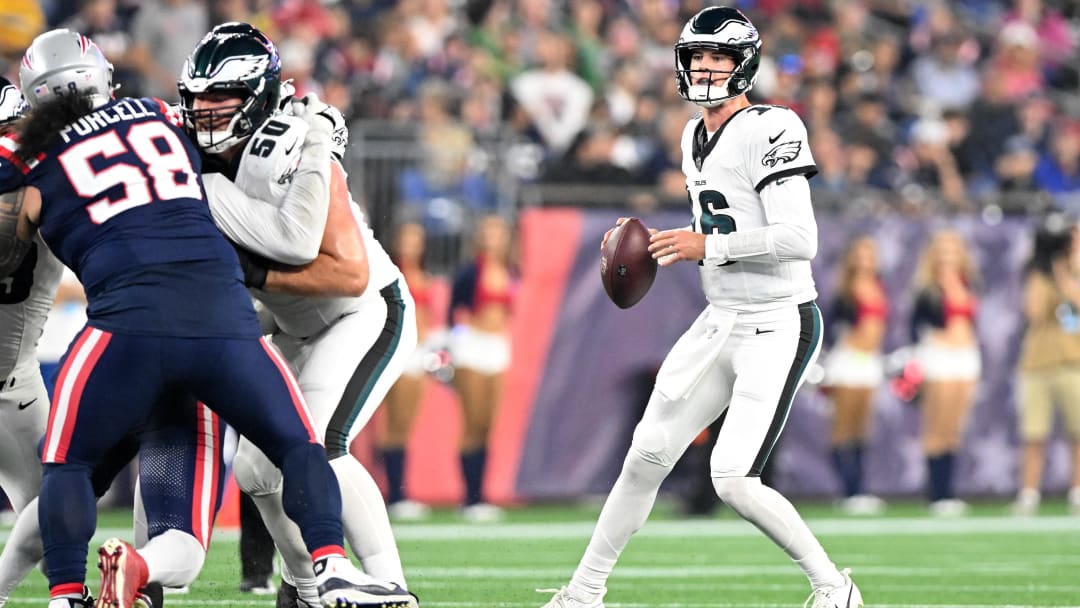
xmin=234 ymin=114 xmax=309 ymax=203
xmin=681 ymin=104 xmax=817 ymax=310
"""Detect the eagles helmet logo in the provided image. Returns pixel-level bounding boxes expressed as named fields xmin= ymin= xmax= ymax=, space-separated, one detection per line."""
xmin=762 ymin=141 xmax=801 ymax=168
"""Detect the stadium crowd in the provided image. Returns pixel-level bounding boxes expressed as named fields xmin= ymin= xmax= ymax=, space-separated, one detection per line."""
xmin=3 ymin=0 xmax=1079 ymax=225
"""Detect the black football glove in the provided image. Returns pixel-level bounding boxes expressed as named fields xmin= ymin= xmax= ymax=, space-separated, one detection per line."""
xmin=230 ymin=241 xmax=271 ymax=289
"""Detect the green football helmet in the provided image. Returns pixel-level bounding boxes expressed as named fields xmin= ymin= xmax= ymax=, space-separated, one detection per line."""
xmin=675 ymin=7 xmax=762 ymax=108
xmin=178 ymin=22 xmax=282 ymax=154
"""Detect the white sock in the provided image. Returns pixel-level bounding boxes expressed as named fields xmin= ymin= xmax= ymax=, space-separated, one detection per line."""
xmin=249 ymin=491 xmax=316 ymax=585
xmin=0 ymin=497 xmax=44 ymax=604
xmin=713 ymin=477 xmax=843 ymax=590
xmin=568 ymin=450 xmax=670 ymax=600
xmin=329 ymin=457 xmax=407 ymax=588
xmin=139 ymin=530 xmax=205 ymax=587
xmin=280 ymin=559 xmax=320 ymax=607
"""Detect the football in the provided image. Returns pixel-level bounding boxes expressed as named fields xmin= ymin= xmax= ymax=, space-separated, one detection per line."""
xmin=600 ymin=217 xmax=658 ymax=309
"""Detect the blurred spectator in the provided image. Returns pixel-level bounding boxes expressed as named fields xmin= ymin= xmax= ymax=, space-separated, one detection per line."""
xmin=60 ymin=0 xmax=139 ymax=96
xmin=129 ymin=0 xmax=207 ymax=101
xmin=1033 ymin=120 xmax=1080 ymax=212
xmin=0 ymin=0 xmax=44 ymax=64
xmin=899 ymin=117 xmax=970 ymax=212
xmin=1001 ymin=0 xmax=1077 ymax=89
xmin=508 ymin=29 xmax=594 ymax=156
xmin=990 ymin=21 xmax=1046 ymax=103
xmin=905 ymin=31 xmax=981 ymax=115
xmin=541 ymin=126 xmax=638 ymax=186
xmin=959 ymin=70 xmax=1022 ymax=185
xmin=448 ymin=215 xmax=516 ymax=522
xmin=910 ymin=230 xmax=981 ymax=516
xmin=822 ymin=237 xmax=888 ymax=515
xmin=1013 ymin=216 xmax=1080 ymax=516
xmin=406 ymin=0 xmax=458 ymax=62
xmin=399 ymin=80 xmax=496 ymax=261
xmin=381 ymin=222 xmax=436 ymax=522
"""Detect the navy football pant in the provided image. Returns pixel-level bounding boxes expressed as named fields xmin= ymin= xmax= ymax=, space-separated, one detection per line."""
xmin=40 ymin=327 xmax=343 ymax=590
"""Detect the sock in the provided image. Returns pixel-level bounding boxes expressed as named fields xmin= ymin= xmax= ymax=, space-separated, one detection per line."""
xmin=278 ymin=443 xmax=344 ymax=554
xmin=830 ymin=444 xmax=858 ymax=498
xmin=852 ymin=443 xmax=865 ymax=495
xmin=568 ymin=449 xmax=670 ymax=601
xmin=713 ymin=477 xmax=844 ymax=590
xmin=941 ymin=452 xmax=955 ymax=500
xmin=139 ymin=530 xmax=204 ymax=587
xmin=40 ymin=465 xmax=96 ymax=589
xmin=381 ymin=448 xmax=406 ymax=505
xmin=329 ymin=456 xmax=406 ymax=588
xmin=460 ymin=448 xmax=487 ymax=506
xmin=927 ymin=455 xmax=944 ymax=502
xmin=239 ymin=492 xmax=276 ymax=581
xmin=795 ymin=549 xmax=845 ymax=590
xmin=0 ymin=497 xmax=45 ymax=603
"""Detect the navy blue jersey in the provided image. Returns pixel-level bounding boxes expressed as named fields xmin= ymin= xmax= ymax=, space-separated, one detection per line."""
xmin=0 ymin=97 xmax=258 ymax=337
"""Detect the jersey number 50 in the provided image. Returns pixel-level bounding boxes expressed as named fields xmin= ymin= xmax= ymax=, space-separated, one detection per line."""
xmin=58 ymin=122 xmax=201 ymax=224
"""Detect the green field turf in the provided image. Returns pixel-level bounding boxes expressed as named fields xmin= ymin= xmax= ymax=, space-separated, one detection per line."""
xmin=4 ymin=499 xmax=1079 ymax=607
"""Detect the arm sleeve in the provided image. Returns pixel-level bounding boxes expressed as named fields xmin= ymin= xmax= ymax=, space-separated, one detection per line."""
xmin=704 ymin=175 xmax=817 ymax=264
xmin=204 ymin=133 xmax=333 ymax=266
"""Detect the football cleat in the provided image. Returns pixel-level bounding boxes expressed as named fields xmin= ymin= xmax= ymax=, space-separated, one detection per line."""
xmin=314 ymin=556 xmax=418 ymax=608
xmin=803 ymin=568 xmax=863 ymax=608
xmin=95 ymin=538 xmax=150 ymax=608
xmin=47 ymin=585 xmax=95 ymax=608
xmin=240 ymin=576 xmax=277 ymax=595
xmin=277 ymin=581 xmax=322 ymax=608
xmin=538 ymin=586 xmax=605 ymax=608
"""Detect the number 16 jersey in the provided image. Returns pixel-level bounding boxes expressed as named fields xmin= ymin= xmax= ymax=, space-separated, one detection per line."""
xmin=681 ymin=104 xmax=818 ymax=311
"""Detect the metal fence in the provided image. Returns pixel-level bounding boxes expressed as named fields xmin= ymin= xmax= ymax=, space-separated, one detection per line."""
xmin=344 ymin=119 xmax=1064 ymax=276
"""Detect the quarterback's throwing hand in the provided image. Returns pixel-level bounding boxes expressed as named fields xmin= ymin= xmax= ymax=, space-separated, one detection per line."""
xmin=648 ymin=229 xmax=705 ymax=266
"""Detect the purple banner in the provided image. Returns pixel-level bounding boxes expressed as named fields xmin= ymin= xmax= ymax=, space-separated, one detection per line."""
xmin=517 ymin=212 xmax=1058 ymax=500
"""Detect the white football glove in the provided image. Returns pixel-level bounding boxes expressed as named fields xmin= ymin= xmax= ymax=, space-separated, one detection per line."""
xmin=292 ymin=92 xmax=349 ymax=160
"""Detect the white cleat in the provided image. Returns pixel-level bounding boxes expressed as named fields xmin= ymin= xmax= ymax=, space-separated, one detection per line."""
xmin=387 ymin=500 xmax=431 ymax=522
xmin=537 ymin=586 xmax=605 ymax=608
xmin=315 ymin=556 xmax=418 ymax=608
xmin=804 ymin=568 xmax=863 ymax=608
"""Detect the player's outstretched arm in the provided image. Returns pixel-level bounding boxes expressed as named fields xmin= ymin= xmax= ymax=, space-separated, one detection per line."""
xmin=261 ymin=161 xmax=369 ymax=297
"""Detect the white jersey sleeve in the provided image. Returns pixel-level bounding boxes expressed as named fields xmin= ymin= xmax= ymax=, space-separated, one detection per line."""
xmin=204 ymin=114 xmax=328 ymax=265
xmin=744 ymin=106 xmax=816 ymax=192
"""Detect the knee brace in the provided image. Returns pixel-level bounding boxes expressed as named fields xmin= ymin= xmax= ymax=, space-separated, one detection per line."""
xmin=232 ymin=440 xmax=283 ymax=497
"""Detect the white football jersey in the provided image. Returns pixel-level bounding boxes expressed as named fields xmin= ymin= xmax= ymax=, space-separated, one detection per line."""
xmin=681 ymin=104 xmax=818 ymax=311
xmin=0 ymin=235 xmax=64 ymax=377
xmin=206 ymin=107 xmax=401 ymax=338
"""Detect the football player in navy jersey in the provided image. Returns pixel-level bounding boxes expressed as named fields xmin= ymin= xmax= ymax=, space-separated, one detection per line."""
xmin=0 ymin=29 xmax=413 ymax=608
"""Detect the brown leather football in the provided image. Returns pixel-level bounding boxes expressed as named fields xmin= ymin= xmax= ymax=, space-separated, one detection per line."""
xmin=600 ymin=217 xmax=658 ymax=309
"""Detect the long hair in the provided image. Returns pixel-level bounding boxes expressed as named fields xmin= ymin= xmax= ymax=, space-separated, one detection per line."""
xmin=1026 ymin=215 xmax=1075 ymax=277
xmin=835 ymin=236 xmax=877 ymax=300
xmin=16 ymin=92 xmax=96 ymax=162
xmin=911 ymin=229 xmax=979 ymax=292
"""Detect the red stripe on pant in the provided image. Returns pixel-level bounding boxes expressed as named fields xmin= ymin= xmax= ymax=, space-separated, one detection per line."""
xmin=259 ymin=336 xmax=320 ymax=443
xmin=191 ymin=402 xmax=221 ymax=550
xmin=43 ymin=327 xmax=112 ymax=464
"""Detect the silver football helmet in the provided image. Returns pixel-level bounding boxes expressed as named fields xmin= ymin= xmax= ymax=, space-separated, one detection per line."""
xmin=19 ymin=28 xmax=115 ymax=109
xmin=0 ymin=76 xmax=25 ymax=127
